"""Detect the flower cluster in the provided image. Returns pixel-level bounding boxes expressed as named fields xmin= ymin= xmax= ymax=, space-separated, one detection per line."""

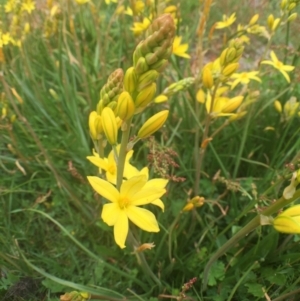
xmin=1 ymin=0 xmax=35 ymax=50
xmin=87 ymin=14 xmax=175 ymax=248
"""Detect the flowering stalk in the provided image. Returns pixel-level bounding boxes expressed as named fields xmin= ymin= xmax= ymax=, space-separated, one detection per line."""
xmin=116 ymin=117 xmax=133 ymax=190
xmin=202 ymin=188 xmax=300 ymax=290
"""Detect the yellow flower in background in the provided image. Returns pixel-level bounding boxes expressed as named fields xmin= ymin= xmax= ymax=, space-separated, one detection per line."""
xmin=1 ymin=33 xmax=12 ymax=46
xmin=75 ymin=0 xmax=90 ymax=3
xmin=5 ymin=0 xmax=17 ymax=13
xmin=283 ymin=97 xmax=300 ymax=119
xmin=131 ymin=17 xmax=151 ymax=35
xmin=21 ymin=0 xmax=36 ymax=14
xmin=215 ymin=13 xmax=236 ymax=29
xmin=203 ymin=87 xmax=243 ymax=117
xmin=87 ymin=175 xmax=167 ymax=248
xmin=105 ymin=0 xmax=117 ymax=4
xmin=172 ymin=36 xmax=190 ymax=59
xmin=87 ymin=146 xmax=139 ymax=184
xmin=261 ymin=51 xmax=295 ymax=83
xmin=230 ymin=71 xmax=261 ymax=89
xmin=273 ymin=203 xmax=300 ymax=234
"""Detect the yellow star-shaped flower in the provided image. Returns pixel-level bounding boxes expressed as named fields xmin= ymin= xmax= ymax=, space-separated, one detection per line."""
xmin=261 ymin=51 xmax=295 ymax=83
xmin=87 ymin=175 xmax=167 ymax=248
xmin=215 ymin=13 xmax=236 ymax=29
xmin=230 ymin=71 xmax=261 ymax=89
xmin=172 ymin=36 xmax=190 ymax=59
xmin=87 ymin=146 xmax=139 ymax=184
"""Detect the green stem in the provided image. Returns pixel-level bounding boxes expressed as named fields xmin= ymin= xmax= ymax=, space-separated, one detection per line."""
xmin=227 ymin=261 xmax=259 ymax=301
xmin=127 ymin=230 xmax=162 ymax=287
xmin=202 ymin=189 xmax=300 ymax=290
xmin=194 ymin=82 xmax=220 ymax=195
xmin=283 ymin=13 xmax=290 ymax=64
xmin=116 ymin=118 xmax=132 ymax=190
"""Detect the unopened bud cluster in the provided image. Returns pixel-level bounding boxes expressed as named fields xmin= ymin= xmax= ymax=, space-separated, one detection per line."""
xmin=201 ymin=39 xmax=244 ymax=89
xmin=127 ymin=14 xmax=175 ymax=112
xmin=154 ymin=77 xmax=195 ymax=103
xmin=97 ymin=68 xmax=124 ymax=114
xmin=89 ymin=15 xmax=175 ymax=145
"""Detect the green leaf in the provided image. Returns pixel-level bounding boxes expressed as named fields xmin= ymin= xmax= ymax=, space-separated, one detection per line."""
xmin=244 ymin=283 xmax=264 ymax=298
xmin=207 ymin=261 xmax=225 ymax=286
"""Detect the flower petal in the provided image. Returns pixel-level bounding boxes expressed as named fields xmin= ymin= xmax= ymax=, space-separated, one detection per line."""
xmin=87 ymin=176 xmax=119 ymax=202
xmin=273 ymin=215 xmax=300 ymax=234
xmin=123 ymin=163 xmax=140 ymax=179
xmin=279 ymin=70 xmax=291 ymax=83
xmin=120 ymin=175 xmax=147 ymax=199
xmin=270 ymin=51 xmax=278 ymax=63
xmin=131 ymin=188 xmax=166 ymax=206
xmin=106 ymin=171 xmax=117 ymax=185
xmin=114 ymin=211 xmax=129 ymax=248
xmin=151 ymin=199 xmax=165 ymax=211
xmin=143 ymin=178 xmax=168 ymax=189
xmin=101 ymin=203 xmax=121 ymax=225
xmin=87 ymin=156 xmax=108 ymax=170
xmin=126 ymin=206 xmax=159 ymax=232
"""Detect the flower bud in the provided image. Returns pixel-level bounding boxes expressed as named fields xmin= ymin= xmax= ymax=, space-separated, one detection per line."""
xmin=274 ymin=100 xmax=282 ymax=113
xmin=116 ymin=91 xmax=135 ymax=120
xmin=280 ymin=0 xmax=287 ymax=10
xmin=135 ymin=83 xmax=156 ymax=109
xmin=149 ymin=59 xmax=168 ymax=72
xmin=288 ymin=3 xmax=296 ymax=11
xmin=222 ymin=63 xmax=239 ymax=77
xmin=273 ymin=205 xmax=300 ymax=234
xmin=225 ymin=47 xmax=237 ymax=64
xmin=101 ymin=107 xmax=118 ymax=145
xmin=202 ymin=67 xmax=214 ymax=89
xmin=89 ymin=111 xmax=98 ymax=140
xmin=222 ymin=96 xmax=243 ymax=113
xmin=154 ymin=94 xmax=168 ymax=103
xmin=124 ymin=67 xmax=137 ymax=93
xmin=267 ymin=14 xmax=274 ymax=30
xmin=249 ymin=14 xmax=259 ymax=26
xmin=137 ymin=70 xmax=159 ymax=91
xmin=196 ymin=89 xmax=205 ymax=104
xmin=135 ymin=57 xmax=149 ymax=74
xmin=272 ymin=18 xmax=280 ymax=31
xmin=138 ymin=110 xmax=169 ymax=139
xmin=287 ymin=13 xmax=297 ymax=22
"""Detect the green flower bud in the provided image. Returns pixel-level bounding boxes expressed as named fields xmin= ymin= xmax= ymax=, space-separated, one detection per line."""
xmin=138 ymin=110 xmax=169 ymax=139
xmin=124 ymin=67 xmax=137 ymax=94
xmin=116 ymin=91 xmax=135 ymax=120
xmin=137 ymin=70 xmax=159 ymax=91
xmin=135 ymin=57 xmax=149 ymax=74
xmin=101 ymin=107 xmax=118 ymax=145
xmin=135 ymin=83 xmax=156 ymax=109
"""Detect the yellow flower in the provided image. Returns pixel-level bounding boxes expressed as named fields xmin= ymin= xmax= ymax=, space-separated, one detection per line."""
xmin=172 ymin=36 xmax=190 ymax=59
xmin=138 ymin=110 xmax=169 ymax=139
xmin=282 ymin=97 xmax=300 ymax=120
xmin=205 ymin=88 xmax=243 ymax=117
xmin=273 ymin=204 xmax=300 ymax=234
xmin=87 ymin=175 xmax=167 ymax=248
xmin=5 ymin=0 xmax=16 ymax=13
xmin=75 ymin=0 xmax=90 ymax=4
xmin=215 ymin=13 xmax=236 ymax=29
xmin=261 ymin=51 xmax=295 ymax=83
xmin=21 ymin=0 xmax=36 ymax=14
xmin=105 ymin=0 xmax=117 ymax=4
xmin=87 ymin=146 xmax=139 ymax=184
xmin=230 ymin=71 xmax=261 ymax=89
xmin=131 ymin=18 xmax=151 ymax=36
xmin=101 ymin=107 xmax=118 ymax=145
xmin=1 ymin=33 xmax=12 ymax=46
